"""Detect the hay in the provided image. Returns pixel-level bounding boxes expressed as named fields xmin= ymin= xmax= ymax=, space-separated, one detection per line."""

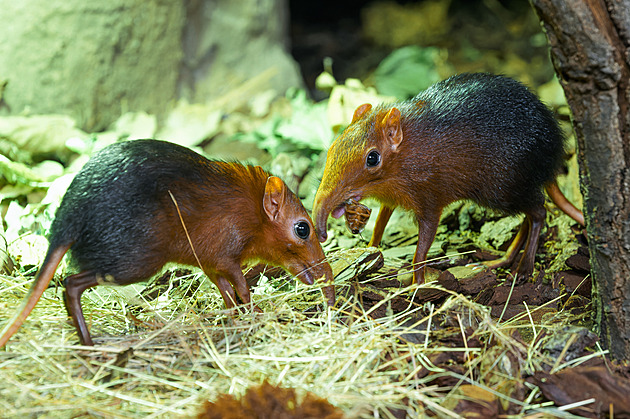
xmin=0 ymin=246 xmax=602 ymax=418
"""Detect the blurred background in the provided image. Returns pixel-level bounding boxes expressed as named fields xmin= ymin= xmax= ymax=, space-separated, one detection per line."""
xmin=0 ymin=0 xmax=575 ymax=267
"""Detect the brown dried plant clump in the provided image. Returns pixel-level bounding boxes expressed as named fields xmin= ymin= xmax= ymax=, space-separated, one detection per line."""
xmin=197 ymin=380 xmax=344 ymax=419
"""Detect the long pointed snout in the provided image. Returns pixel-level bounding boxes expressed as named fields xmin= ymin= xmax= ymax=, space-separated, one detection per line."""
xmin=292 ymin=257 xmax=335 ymax=306
xmin=313 ymin=186 xmax=358 ymax=243
xmin=312 ymin=191 xmax=333 ymax=242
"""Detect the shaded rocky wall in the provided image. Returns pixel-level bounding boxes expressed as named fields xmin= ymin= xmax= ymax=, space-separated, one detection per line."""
xmin=0 ymin=0 xmax=302 ymax=132
xmin=180 ymin=0 xmax=303 ymax=102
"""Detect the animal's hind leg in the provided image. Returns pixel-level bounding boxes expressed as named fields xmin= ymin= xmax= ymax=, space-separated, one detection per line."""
xmin=63 ymin=272 xmax=100 ymax=346
xmin=482 ymin=218 xmax=529 ymax=270
xmin=515 ymin=206 xmax=546 ymax=281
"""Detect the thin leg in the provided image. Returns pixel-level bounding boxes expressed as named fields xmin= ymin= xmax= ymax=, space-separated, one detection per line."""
xmin=63 ymin=272 xmax=100 ymax=346
xmin=227 ymin=270 xmax=252 ymax=305
xmin=210 ymin=275 xmax=238 ymax=308
xmin=368 ymin=205 xmax=394 ymax=247
xmin=515 ymin=206 xmax=546 ymax=281
xmin=412 ymin=212 xmax=441 ymax=284
xmin=212 ymin=266 xmax=261 ymax=313
xmin=482 ymin=218 xmax=529 ymax=270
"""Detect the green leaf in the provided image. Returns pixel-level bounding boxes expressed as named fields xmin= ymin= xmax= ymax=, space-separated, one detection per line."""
xmin=373 ymin=46 xmax=444 ymax=99
xmin=0 ymin=154 xmax=45 ymax=185
xmin=237 ymin=89 xmax=333 ymax=157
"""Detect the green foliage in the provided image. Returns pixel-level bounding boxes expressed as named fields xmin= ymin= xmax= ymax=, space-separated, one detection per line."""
xmin=237 ymin=89 xmax=333 ymax=157
xmin=0 ymin=155 xmax=45 ymax=187
xmin=373 ymin=46 xmax=445 ymax=99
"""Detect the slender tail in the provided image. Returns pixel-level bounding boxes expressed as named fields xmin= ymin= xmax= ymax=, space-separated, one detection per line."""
xmin=546 ymin=182 xmax=585 ymax=226
xmin=0 ymin=243 xmax=71 ymax=347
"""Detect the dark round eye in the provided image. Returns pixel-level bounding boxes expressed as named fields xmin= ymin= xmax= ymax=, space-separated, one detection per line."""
xmin=366 ymin=150 xmax=381 ymax=167
xmin=294 ymin=221 xmax=310 ymax=239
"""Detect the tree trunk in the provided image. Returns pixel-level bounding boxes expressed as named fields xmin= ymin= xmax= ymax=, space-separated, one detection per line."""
xmin=531 ymin=0 xmax=630 ymax=359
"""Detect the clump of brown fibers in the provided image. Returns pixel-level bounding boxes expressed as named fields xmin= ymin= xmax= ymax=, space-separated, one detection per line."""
xmin=197 ymin=380 xmax=344 ymax=419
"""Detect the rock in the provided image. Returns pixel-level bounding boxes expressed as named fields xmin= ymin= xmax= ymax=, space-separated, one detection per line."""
xmin=565 ymin=252 xmax=591 ymax=272
xmin=557 ymin=270 xmax=591 ymax=298
xmin=180 ymin=0 xmax=303 ymax=104
xmin=437 ymin=265 xmax=497 ymax=295
xmin=0 ymin=0 xmax=303 ymax=132
xmin=0 ymin=0 xmax=185 ymax=131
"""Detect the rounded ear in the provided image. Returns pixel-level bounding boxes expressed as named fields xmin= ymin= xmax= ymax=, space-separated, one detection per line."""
xmin=263 ymin=176 xmax=286 ymax=221
xmin=381 ymin=107 xmax=402 ymax=150
xmin=351 ymin=103 xmax=372 ymax=123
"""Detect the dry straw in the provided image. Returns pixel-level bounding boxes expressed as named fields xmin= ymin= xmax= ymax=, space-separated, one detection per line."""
xmin=0 ymin=249 xmax=602 ymax=418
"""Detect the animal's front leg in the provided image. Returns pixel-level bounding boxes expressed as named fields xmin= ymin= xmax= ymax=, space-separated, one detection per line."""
xmin=222 ymin=265 xmax=262 ymax=313
xmin=368 ymin=205 xmax=394 ymax=247
xmin=208 ymin=273 xmax=238 ymax=308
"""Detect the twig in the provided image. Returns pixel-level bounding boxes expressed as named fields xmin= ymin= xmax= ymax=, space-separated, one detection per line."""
xmin=168 ymin=190 xmax=203 ymax=271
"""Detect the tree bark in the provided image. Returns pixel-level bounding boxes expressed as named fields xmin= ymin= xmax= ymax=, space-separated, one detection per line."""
xmin=531 ymin=0 xmax=630 ymax=359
